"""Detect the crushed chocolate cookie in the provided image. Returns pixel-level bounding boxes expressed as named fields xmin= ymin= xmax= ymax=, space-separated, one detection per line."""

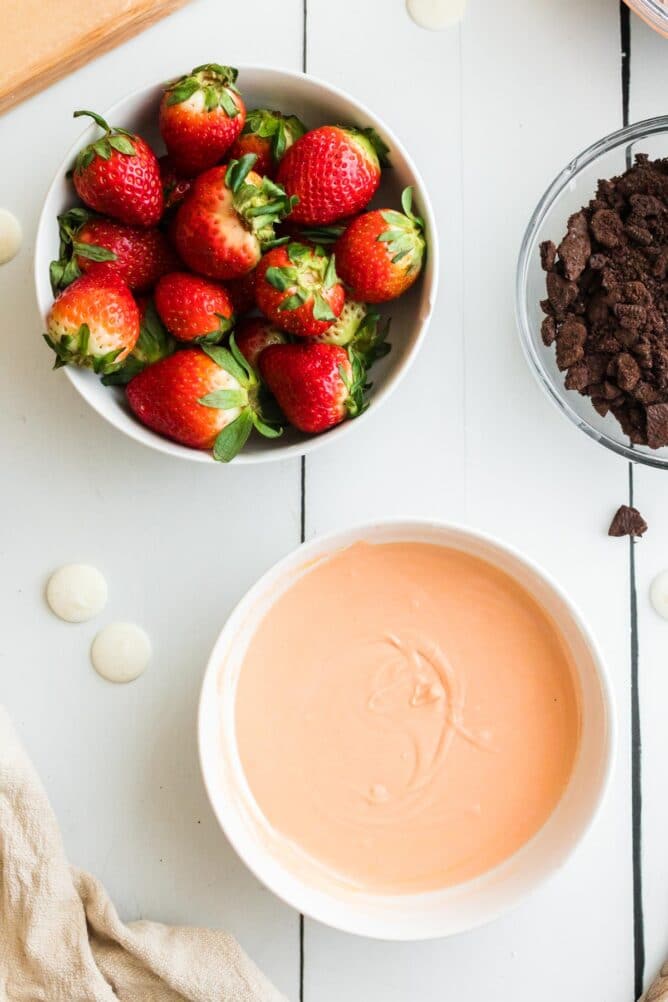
xmin=540 ymin=154 xmax=668 ymax=448
xmin=608 ymin=504 xmax=648 ymax=538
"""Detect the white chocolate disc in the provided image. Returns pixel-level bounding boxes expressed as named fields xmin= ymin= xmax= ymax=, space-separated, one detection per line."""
xmin=650 ymin=570 xmax=668 ymax=621
xmin=407 ymin=0 xmax=467 ymax=30
xmin=91 ymin=622 xmax=151 ymax=683
xmin=46 ymin=564 xmax=108 ymax=623
xmin=0 ymin=209 xmax=22 ymax=265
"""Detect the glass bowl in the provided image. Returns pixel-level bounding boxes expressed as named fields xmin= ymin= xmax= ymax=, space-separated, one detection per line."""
xmin=516 ymin=116 xmax=668 ymax=470
xmin=625 ymin=0 xmax=668 ymax=37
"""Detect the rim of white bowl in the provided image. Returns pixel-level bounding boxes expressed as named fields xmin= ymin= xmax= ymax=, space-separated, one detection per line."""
xmin=198 ymin=518 xmax=615 ymax=939
xmin=35 ymin=65 xmax=439 ymax=465
xmin=516 ymin=114 xmax=668 ymax=469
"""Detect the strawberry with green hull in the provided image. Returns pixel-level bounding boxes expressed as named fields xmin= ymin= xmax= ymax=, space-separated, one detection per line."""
xmin=102 ymin=299 xmax=176 ymax=385
xmin=260 ymin=342 xmax=367 ymax=434
xmin=158 ymin=156 xmax=192 ymax=210
xmin=72 ymin=110 xmax=163 ymax=227
xmin=255 ymin=242 xmax=345 ymax=337
xmin=174 ymin=155 xmax=296 ymax=280
xmin=126 ymin=339 xmax=282 ymax=461
xmin=160 ymin=64 xmax=245 ymax=176
xmin=45 ymin=272 xmax=140 ymax=374
xmin=49 ymin=207 xmax=178 ymax=294
xmin=311 ymin=299 xmax=367 ymax=347
xmin=235 ymin=317 xmax=287 ymax=369
xmin=229 ymin=109 xmax=306 ymax=179
xmin=154 ymin=272 xmax=234 ymax=345
xmin=276 ymin=125 xmax=390 ymax=225
xmin=335 ymin=187 xmax=426 ymax=302
xmin=313 ymin=305 xmax=391 ymax=370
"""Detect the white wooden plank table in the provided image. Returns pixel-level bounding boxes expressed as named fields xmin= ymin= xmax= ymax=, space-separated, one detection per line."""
xmin=0 ymin=1 xmax=665 ymax=999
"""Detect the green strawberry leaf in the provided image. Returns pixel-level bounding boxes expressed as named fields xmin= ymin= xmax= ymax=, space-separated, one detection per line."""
xmin=199 ymin=388 xmax=247 ymax=409
xmin=166 ymin=77 xmax=199 ymax=105
xmin=72 ymin=241 xmax=117 ymax=263
xmin=252 ymin=413 xmax=283 ymax=438
xmin=229 ymin=334 xmax=255 ymax=383
xmin=219 ymin=89 xmax=239 ymax=117
xmin=279 ymin=293 xmax=306 ymax=312
xmin=108 ymin=135 xmax=136 ymax=155
xmin=93 ymin=140 xmax=111 ymax=160
xmin=287 ymin=242 xmax=310 ymax=264
xmin=225 ymin=154 xmax=258 ymax=194
xmin=312 ymin=292 xmax=336 ymax=322
xmin=213 ymin=410 xmax=253 ymax=462
xmin=202 ymin=344 xmax=248 ymax=385
xmin=296 ymin=225 xmax=345 ymax=245
xmin=323 ymin=254 xmax=339 ymax=290
xmin=265 ymin=266 xmax=297 ymax=292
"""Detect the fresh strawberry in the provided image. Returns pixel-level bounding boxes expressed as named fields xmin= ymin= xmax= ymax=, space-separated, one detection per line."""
xmin=335 ymin=187 xmax=426 ymax=302
xmin=229 ymin=109 xmax=306 ymax=179
xmin=102 ymin=299 xmax=176 ymax=385
xmin=224 ymin=268 xmax=258 ymax=316
xmin=255 ymin=242 xmax=345 ymax=337
xmin=174 ymin=156 xmax=296 ymax=280
xmin=44 ymin=272 xmax=140 ymax=374
xmin=259 ymin=342 xmax=366 ymax=434
xmin=49 ymin=207 xmax=178 ymax=294
xmin=235 ymin=317 xmax=287 ymax=369
xmin=154 ymin=272 xmax=234 ymax=344
xmin=159 ymin=155 xmax=192 ymax=210
xmin=72 ymin=110 xmax=163 ymax=226
xmin=126 ymin=339 xmax=281 ymax=460
xmin=276 ymin=126 xmax=390 ymax=225
xmin=159 ymin=64 xmax=246 ymax=176
xmin=311 ymin=299 xmax=367 ymax=347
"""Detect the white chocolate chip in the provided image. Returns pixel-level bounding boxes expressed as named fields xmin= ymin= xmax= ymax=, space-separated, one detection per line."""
xmin=0 ymin=209 xmax=22 ymax=265
xmin=407 ymin=0 xmax=467 ymax=30
xmin=650 ymin=570 xmax=668 ymax=621
xmin=46 ymin=564 xmax=108 ymax=623
xmin=91 ymin=622 xmax=151 ymax=683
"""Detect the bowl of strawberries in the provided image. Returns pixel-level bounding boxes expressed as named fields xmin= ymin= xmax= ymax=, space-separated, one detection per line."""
xmin=35 ymin=65 xmax=437 ymax=463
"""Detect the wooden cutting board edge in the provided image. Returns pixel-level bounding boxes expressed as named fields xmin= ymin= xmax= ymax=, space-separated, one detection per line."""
xmin=0 ymin=0 xmax=191 ymax=116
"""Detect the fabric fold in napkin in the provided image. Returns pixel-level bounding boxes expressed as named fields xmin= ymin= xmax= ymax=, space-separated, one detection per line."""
xmin=0 ymin=707 xmax=287 ymax=1002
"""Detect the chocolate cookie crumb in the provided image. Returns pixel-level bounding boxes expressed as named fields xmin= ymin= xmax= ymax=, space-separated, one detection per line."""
xmin=608 ymin=504 xmax=648 ymax=538
xmin=540 ymin=154 xmax=668 ymax=449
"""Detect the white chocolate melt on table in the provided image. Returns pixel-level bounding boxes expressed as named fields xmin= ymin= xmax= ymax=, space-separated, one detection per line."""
xmin=235 ymin=541 xmax=581 ymax=894
xmin=407 ymin=0 xmax=467 ymax=30
xmin=0 ymin=209 xmax=22 ymax=265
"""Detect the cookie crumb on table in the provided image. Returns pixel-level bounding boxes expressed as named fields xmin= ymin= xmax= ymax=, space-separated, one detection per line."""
xmin=608 ymin=504 xmax=648 ymax=538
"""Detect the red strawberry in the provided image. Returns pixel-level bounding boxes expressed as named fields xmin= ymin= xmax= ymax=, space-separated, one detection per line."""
xmin=276 ymin=126 xmax=390 ymax=225
xmin=229 ymin=109 xmax=306 ymax=179
xmin=335 ymin=187 xmax=426 ymax=302
xmin=159 ymin=155 xmax=192 ymax=210
xmin=154 ymin=272 xmax=234 ymax=344
xmin=224 ymin=268 xmax=258 ymax=316
xmin=255 ymin=242 xmax=345 ymax=337
xmin=174 ymin=156 xmax=296 ymax=280
xmin=159 ymin=64 xmax=246 ymax=176
xmin=235 ymin=317 xmax=287 ymax=369
xmin=72 ymin=110 xmax=163 ymax=226
xmin=126 ymin=340 xmax=281 ymax=461
xmin=44 ymin=272 xmax=140 ymax=374
xmin=49 ymin=207 xmax=177 ymax=294
xmin=260 ymin=342 xmax=366 ymax=434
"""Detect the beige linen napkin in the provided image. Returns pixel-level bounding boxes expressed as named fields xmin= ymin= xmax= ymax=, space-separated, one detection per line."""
xmin=0 ymin=707 xmax=288 ymax=1002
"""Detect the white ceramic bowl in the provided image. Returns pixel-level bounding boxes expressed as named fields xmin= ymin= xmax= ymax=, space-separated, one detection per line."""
xmin=34 ymin=66 xmax=438 ymax=464
xmin=198 ymin=519 xmax=614 ymax=940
